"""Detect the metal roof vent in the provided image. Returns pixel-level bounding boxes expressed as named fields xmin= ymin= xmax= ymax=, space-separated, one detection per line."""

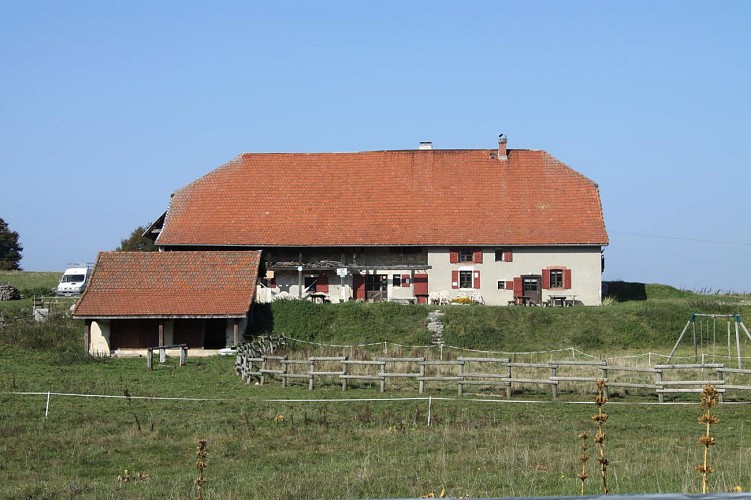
xmin=418 ymin=141 xmax=433 ymax=150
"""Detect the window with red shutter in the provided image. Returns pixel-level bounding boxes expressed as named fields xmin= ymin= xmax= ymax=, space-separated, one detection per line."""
xmin=506 ymin=280 xmax=514 ymax=290
xmin=473 ymin=271 xmax=481 ymax=289
xmin=473 ymin=250 xmax=483 ymax=263
xmin=563 ymin=269 xmax=572 ymax=289
xmin=401 ymin=274 xmax=410 ymax=287
xmin=451 ymin=270 xmax=459 ymax=289
xmin=513 ymin=277 xmax=523 ymax=295
xmin=353 ymin=274 xmax=365 ymax=300
xmin=317 ymin=275 xmax=329 ymax=293
xmin=542 ymin=269 xmax=551 ymax=289
xmin=449 ymin=249 xmax=459 ymax=263
xmin=495 ymin=249 xmax=514 ymax=262
xmin=413 ymin=274 xmax=428 ymax=295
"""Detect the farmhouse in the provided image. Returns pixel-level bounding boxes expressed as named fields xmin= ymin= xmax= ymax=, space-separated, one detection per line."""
xmin=73 ymin=251 xmax=262 ymax=354
xmin=148 ymin=135 xmax=607 ymax=307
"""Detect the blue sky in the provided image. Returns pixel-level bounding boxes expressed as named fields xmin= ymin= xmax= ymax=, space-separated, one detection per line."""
xmin=2 ymin=1 xmax=749 ymax=292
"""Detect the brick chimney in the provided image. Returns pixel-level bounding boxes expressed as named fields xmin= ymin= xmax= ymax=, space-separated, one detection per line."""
xmin=498 ymin=134 xmax=508 ymax=160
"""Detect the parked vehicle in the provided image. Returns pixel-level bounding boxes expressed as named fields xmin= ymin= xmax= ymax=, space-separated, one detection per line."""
xmin=56 ymin=263 xmax=93 ymax=296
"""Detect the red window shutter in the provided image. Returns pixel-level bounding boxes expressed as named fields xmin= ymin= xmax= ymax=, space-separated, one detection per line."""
xmin=353 ymin=274 xmax=365 ymax=300
xmin=506 ymin=280 xmax=514 ymax=290
xmin=449 ymin=249 xmax=459 ymax=263
xmin=270 ymin=277 xmax=276 ymax=288
xmin=413 ymin=273 xmax=428 ymax=295
xmin=473 ymin=271 xmax=481 ymax=289
xmin=564 ymin=269 xmax=572 ymax=289
xmin=401 ymin=274 xmax=410 ymax=287
xmin=542 ymin=269 xmax=550 ymax=289
xmin=504 ymin=250 xmax=513 ymax=262
xmin=317 ymin=275 xmax=329 ymax=293
xmin=451 ymin=270 xmax=459 ymax=289
xmin=513 ymin=277 xmax=523 ymax=295
xmin=473 ymin=249 xmax=483 ymax=263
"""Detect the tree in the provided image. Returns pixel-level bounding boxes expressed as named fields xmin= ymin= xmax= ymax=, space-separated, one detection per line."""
xmin=116 ymin=225 xmax=157 ymax=252
xmin=0 ymin=217 xmax=23 ymax=270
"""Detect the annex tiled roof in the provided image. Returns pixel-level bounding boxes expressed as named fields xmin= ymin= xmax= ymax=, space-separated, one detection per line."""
xmin=155 ymin=148 xmax=608 ymax=247
xmin=72 ymin=251 xmax=261 ymax=318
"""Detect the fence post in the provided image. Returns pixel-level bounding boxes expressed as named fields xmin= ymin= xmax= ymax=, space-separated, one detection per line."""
xmin=45 ymin=391 xmax=51 ymax=418
xmin=147 ymin=348 xmax=153 ymax=371
xmin=550 ymin=364 xmax=558 ymax=399
xmin=427 ymin=396 xmax=432 ymax=426
xmin=656 ymin=369 xmax=663 ymax=404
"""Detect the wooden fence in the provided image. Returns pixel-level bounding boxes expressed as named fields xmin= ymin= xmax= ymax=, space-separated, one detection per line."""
xmin=235 ymin=351 xmax=751 ymax=401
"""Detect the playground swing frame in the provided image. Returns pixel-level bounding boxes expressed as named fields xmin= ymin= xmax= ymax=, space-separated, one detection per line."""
xmin=666 ymin=313 xmax=751 ymax=368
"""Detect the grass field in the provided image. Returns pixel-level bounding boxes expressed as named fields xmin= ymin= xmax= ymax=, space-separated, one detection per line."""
xmin=3 ymin=347 xmax=751 ymax=499
xmin=2 ymin=276 xmax=751 ymax=498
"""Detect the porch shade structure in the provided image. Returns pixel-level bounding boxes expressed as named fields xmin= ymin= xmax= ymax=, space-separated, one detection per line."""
xmin=73 ymin=250 xmax=263 ymax=349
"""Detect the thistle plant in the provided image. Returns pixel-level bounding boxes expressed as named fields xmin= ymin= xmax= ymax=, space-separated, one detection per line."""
xmin=195 ymin=438 xmax=208 ymax=500
xmin=592 ymin=379 xmax=609 ymax=494
xmin=577 ymin=431 xmax=589 ymax=496
xmin=696 ymin=384 xmax=719 ymax=494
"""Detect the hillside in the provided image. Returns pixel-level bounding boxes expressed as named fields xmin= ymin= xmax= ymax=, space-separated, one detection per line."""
xmin=252 ymin=282 xmax=751 ymax=353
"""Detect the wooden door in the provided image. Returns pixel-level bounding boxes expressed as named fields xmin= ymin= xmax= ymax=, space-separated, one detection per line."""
xmin=365 ymin=274 xmax=387 ymax=302
xmin=522 ymin=275 xmax=542 ymax=305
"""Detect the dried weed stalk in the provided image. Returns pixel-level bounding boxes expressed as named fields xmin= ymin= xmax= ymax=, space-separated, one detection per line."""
xmin=592 ymin=379 xmax=609 ymax=494
xmin=195 ymin=438 xmax=208 ymax=500
xmin=577 ymin=431 xmax=589 ymax=496
xmin=696 ymin=384 xmax=719 ymax=494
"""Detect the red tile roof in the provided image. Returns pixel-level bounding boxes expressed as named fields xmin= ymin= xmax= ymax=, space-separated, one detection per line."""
xmin=155 ymin=148 xmax=608 ymax=247
xmin=72 ymin=251 xmax=261 ymax=318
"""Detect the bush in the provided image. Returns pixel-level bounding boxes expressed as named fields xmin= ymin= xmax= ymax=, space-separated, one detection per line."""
xmin=20 ymin=286 xmax=56 ymax=298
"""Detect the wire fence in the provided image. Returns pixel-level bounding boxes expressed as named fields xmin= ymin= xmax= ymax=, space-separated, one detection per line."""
xmin=283 ymin=336 xmax=751 ymax=366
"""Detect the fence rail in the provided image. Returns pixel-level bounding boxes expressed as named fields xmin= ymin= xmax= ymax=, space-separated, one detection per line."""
xmin=234 ymin=350 xmax=751 ymax=401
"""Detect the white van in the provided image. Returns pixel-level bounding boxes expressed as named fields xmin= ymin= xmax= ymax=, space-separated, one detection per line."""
xmin=56 ymin=263 xmax=93 ymax=296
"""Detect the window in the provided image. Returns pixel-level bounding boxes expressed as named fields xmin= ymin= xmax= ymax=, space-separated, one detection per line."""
xmin=549 ymin=269 xmax=564 ymax=288
xmin=450 ymin=248 xmax=483 ymax=263
xmin=494 ymin=248 xmax=513 ymax=262
xmin=459 ymin=271 xmax=473 ymax=288
xmin=523 ymin=277 xmax=539 ymax=294
xmin=452 ymin=270 xmax=480 ymax=289
xmin=497 ymin=280 xmax=505 ymax=290
xmin=392 ymin=274 xmax=401 ymax=287
xmin=304 ymin=277 xmax=318 ymax=292
xmin=542 ymin=268 xmax=571 ymax=289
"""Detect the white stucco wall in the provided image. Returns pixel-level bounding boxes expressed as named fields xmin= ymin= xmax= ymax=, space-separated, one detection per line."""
xmin=89 ymin=319 xmax=111 ymax=355
xmin=225 ymin=317 xmax=249 ymax=346
xmin=427 ymin=247 xmax=603 ymax=306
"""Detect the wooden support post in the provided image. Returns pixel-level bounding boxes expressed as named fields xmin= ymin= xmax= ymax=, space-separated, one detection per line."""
xmin=656 ymin=369 xmax=663 ymax=403
xmin=158 ymin=321 xmax=165 ymax=363
xmin=551 ymin=365 xmax=558 ymax=399
xmin=147 ymin=348 xmax=153 ymax=371
xmin=233 ymin=319 xmax=240 ymax=347
xmin=458 ymin=359 xmax=465 ymax=396
xmin=83 ymin=320 xmax=91 ymax=353
xmin=716 ymin=367 xmax=724 ymax=403
xmin=308 ymin=360 xmax=315 ymax=391
xmin=341 ymin=361 xmax=348 ymax=391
